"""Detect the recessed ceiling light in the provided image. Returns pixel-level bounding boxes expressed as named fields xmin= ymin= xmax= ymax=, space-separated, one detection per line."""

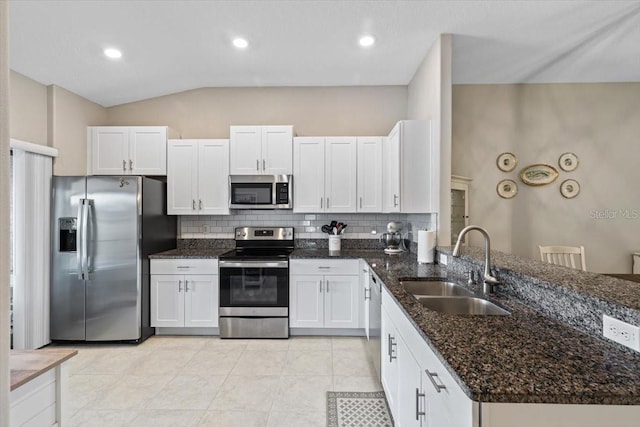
xmin=103 ymin=48 xmax=122 ymax=59
xmin=359 ymin=35 xmax=375 ymax=47
xmin=233 ymin=38 xmax=249 ymax=49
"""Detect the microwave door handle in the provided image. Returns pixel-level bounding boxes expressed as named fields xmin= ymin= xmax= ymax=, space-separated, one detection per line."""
xmin=76 ymin=201 xmax=84 ymax=279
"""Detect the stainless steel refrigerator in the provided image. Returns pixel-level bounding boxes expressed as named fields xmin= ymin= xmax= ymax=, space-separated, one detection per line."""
xmin=50 ymin=176 xmax=176 ymax=342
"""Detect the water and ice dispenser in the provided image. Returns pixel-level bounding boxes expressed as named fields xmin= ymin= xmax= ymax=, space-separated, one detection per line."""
xmin=58 ymin=217 xmax=77 ymax=252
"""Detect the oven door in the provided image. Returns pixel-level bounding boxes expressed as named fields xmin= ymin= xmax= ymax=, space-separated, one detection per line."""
xmin=219 ymin=260 xmax=289 ymax=316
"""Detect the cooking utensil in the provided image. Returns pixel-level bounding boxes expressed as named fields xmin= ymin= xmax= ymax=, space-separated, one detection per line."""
xmin=339 ymin=224 xmax=347 ymax=234
xmin=321 ymin=225 xmax=332 ymax=234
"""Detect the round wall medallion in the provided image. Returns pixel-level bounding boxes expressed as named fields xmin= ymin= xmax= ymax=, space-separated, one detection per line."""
xmin=497 ymin=152 xmax=518 ymax=172
xmin=497 ymin=179 xmax=518 ymax=199
xmin=560 ymin=179 xmax=580 ymax=199
xmin=558 ymin=152 xmax=579 ymax=172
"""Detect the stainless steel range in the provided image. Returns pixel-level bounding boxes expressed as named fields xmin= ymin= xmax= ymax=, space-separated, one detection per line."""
xmin=218 ymin=227 xmax=294 ymax=338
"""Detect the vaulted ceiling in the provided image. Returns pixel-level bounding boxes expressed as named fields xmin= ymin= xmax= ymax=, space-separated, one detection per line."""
xmin=10 ymin=0 xmax=640 ymax=107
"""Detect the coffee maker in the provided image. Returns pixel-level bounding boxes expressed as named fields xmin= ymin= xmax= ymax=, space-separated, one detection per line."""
xmin=380 ymin=221 xmax=405 ymax=254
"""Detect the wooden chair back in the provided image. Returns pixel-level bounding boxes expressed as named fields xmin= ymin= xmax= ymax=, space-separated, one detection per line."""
xmin=538 ymin=245 xmax=586 ymax=271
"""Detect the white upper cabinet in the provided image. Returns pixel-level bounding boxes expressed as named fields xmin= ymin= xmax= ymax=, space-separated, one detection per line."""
xmin=230 ymin=125 xmax=293 ymax=175
xmin=325 ymin=137 xmax=357 ymax=213
xmin=89 ymin=126 xmax=168 ymax=175
xmin=293 ymin=137 xmax=357 ymax=213
xmin=356 ymin=137 xmax=383 ymax=212
xmin=382 ymin=120 xmax=436 ymax=213
xmin=293 ymin=137 xmax=325 ymax=212
xmin=262 ymin=126 xmax=294 ymax=175
xmin=167 ymin=139 xmax=229 ymax=215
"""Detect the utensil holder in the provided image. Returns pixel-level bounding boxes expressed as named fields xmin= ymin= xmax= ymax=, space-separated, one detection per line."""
xmin=329 ymin=235 xmax=341 ymax=253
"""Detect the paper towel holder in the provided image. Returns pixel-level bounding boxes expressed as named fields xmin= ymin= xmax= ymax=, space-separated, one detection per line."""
xmin=417 ymin=229 xmax=436 ymax=264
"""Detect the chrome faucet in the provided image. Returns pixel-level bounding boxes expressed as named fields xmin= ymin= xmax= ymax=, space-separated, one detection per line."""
xmin=452 ymin=225 xmax=500 ymax=294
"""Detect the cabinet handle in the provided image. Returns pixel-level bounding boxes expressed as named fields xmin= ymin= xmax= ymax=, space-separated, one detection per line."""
xmin=326 ymin=198 xmax=330 ymax=208
xmin=393 ymin=194 xmax=399 ymax=207
xmin=129 ymin=160 xmax=133 ymax=171
xmin=318 ymin=266 xmax=331 ymax=270
xmin=426 ymin=369 xmax=447 ymax=393
xmin=326 ymin=280 xmax=330 ymax=292
xmin=360 ymin=197 xmax=362 ymax=209
xmin=263 ymin=159 xmax=266 ymax=171
xmin=319 ymin=280 xmax=323 ymax=293
xmin=185 ymin=280 xmax=189 ymax=292
xmin=256 ymin=159 xmax=260 ymax=171
xmin=122 ymin=160 xmax=126 ymax=172
xmin=364 ymin=288 xmax=370 ymax=300
xmin=192 ymin=200 xmax=196 ymax=210
xmin=388 ymin=334 xmax=397 ymax=362
xmin=320 ymin=198 xmax=323 ymax=209
xmin=416 ymin=388 xmax=426 ymax=420
xmin=178 ymin=280 xmax=182 ymax=292
xmin=199 ymin=200 xmax=203 ymax=210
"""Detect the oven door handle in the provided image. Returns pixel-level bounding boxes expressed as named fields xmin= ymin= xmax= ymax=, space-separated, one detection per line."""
xmin=219 ymin=260 xmax=289 ymax=269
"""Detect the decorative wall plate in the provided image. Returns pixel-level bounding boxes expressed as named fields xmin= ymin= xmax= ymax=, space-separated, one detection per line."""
xmin=558 ymin=152 xmax=579 ymax=172
xmin=497 ymin=179 xmax=518 ymax=199
xmin=560 ymin=179 xmax=580 ymax=199
xmin=497 ymin=152 xmax=518 ymax=172
xmin=519 ymin=164 xmax=559 ymax=186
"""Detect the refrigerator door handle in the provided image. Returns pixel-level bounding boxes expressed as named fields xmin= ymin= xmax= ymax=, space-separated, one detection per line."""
xmin=85 ymin=199 xmax=94 ymax=276
xmin=80 ymin=199 xmax=91 ymax=279
xmin=76 ymin=201 xmax=85 ymax=279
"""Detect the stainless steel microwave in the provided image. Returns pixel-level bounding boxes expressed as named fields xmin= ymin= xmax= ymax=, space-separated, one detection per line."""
xmin=229 ymin=175 xmax=292 ymax=209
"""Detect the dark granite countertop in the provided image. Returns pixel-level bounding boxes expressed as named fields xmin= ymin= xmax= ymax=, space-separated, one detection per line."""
xmin=294 ymin=249 xmax=640 ymax=405
xmin=148 ymin=248 xmax=231 ymax=259
xmin=151 ymin=245 xmax=640 ymax=404
xmin=439 ymin=246 xmax=640 ymax=311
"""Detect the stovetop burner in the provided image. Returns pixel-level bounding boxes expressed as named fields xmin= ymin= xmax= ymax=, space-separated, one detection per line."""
xmin=220 ymin=226 xmax=295 ymax=261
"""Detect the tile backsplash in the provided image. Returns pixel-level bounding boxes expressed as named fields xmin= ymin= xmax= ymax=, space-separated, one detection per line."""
xmin=180 ymin=211 xmax=435 ymax=241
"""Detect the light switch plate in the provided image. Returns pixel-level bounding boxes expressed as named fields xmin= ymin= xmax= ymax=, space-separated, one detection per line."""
xmin=603 ymin=314 xmax=640 ymax=352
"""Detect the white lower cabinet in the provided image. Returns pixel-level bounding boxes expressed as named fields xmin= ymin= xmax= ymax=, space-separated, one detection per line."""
xmin=382 ymin=286 xmax=473 ymax=427
xmin=150 ymin=259 xmax=219 ymax=329
xmin=290 ymin=259 xmax=361 ymax=329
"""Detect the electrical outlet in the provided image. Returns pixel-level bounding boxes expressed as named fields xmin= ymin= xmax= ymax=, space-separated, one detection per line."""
xmin=603 ymin=314 xmax=640 ymax=352
xmin=202 ymin=225 xmax=210 ymax=233
xmin=439 ymin=253 xmax=448 ymax=265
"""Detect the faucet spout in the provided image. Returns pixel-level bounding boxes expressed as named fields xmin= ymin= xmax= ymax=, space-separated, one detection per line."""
xmin=452 ymin=225 xmax=499 ymax=293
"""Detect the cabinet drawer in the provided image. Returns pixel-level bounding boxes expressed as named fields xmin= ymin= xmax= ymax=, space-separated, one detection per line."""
xmin=290 ymin=259 xmax=359 ymax=275
xmin=151 ymin=259 xmax=218 ymax=275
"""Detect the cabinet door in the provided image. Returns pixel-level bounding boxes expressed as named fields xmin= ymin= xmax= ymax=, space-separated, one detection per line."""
xmin=324 ymin=275 xmax=360 ymax=329
xmin=325 ymin=137 xmax=357 ymax=213
xmin=129 ymin=127 xmax=167 ymax=175
xmin=293 ymin=137 xmax=325 ymax=213
xmin=397 ymin=334 xmax=424 ymax=427
xmin=184 ymin=275 xmax=218 ymax=327
xmin=151 ymin=275 xmax=184 ymax=327
xmin=381 ymin=307 xmax=399 ymax=417
xmin=357 ymin=137 xmax=383 ymax=212
xmin=198 ymin=139 xmax=230 ymax=215
xmin=167 ymin=140 xmax=198 ymax=215
xmin=262 ymin=126 xmax=293 ymax=175
xmin=382 ymin=126 xmax=401 ymax=213
xmin=290 ymin=275 xmax=324 ymax=328
xmin=90 ymin=127 xmax=129 ymax=175
xmin=230 ymin=126 xmax=262 ymax=174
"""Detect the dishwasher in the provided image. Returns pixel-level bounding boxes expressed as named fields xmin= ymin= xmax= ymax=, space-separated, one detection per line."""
xmin=367 ymin=270 xmax=382 ymax=380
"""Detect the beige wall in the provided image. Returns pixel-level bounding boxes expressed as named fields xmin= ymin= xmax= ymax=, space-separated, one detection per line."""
xmin=10 ymin=71 xmax=48 ymax=145
xmin=48 ymin=85 xmax=108 ymax=175
xmin=407 ymin=34 xmax=452 ymax=245
xmin=452 ymin=83 xmax=640 ymax=273
xmin=107 ymin=86 xmax=407 ymax=137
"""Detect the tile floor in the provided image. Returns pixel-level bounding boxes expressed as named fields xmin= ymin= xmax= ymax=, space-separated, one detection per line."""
xmin=60 ymin=336 xmax=382 ymax=426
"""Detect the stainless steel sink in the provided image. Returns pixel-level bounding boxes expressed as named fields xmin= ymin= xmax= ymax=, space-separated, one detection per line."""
xmin=416 ymin=296 xmax=510 ymax=316
xmin=401 ymin=280 xmax=474 ymax=297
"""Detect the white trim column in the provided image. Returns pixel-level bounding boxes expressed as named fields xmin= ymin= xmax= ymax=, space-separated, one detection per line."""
xmin=1 ymin=0 xmax=12 ymax=424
